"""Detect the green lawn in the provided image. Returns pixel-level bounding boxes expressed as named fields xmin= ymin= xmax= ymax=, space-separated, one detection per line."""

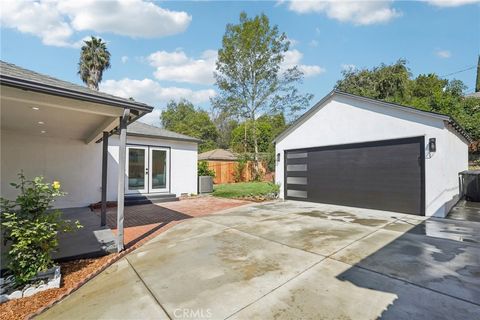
xmin=213 ymin=182 xmax=279 ymax=199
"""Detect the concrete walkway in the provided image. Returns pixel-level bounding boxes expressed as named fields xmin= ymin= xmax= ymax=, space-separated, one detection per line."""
xmin=38 ymin=201 xmax=480 ymax=320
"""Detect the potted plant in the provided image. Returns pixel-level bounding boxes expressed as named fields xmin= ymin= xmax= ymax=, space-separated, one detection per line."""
xmin=0 ymin=172 xmax=82 ymax=302
xmin=198 ymin=161 xmax=215 ymax=193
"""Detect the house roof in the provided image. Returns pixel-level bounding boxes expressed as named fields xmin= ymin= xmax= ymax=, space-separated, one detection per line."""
xmin=198 ymin=149 xmax=238 ymax=161
xmin=0 ymin=60 xmax=153 ymax=112
xmin=127 ymin=122 xmax=201 ymax=143
xmin=273 ymin=90 xmax=472 ymax=143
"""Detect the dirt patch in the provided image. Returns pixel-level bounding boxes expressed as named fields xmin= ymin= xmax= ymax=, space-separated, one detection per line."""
xmin=351 ymin=218 xmax=388 ymax=227
xmin=329 ymin=211 xmax=356 ymax=218
xmin=214 ymin=232 xmax=280 ymax=281
xmin=295 ymin=210 xmax=330 ymax=219
xmin=296 ymin=210 xmax=388 ymax=227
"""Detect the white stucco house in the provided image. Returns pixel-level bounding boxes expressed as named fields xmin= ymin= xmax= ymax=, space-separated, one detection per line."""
xmin=275 ymin=90 xmax=471 ymax=218
xmin=0 ymin=60 xmax=199 ymax=250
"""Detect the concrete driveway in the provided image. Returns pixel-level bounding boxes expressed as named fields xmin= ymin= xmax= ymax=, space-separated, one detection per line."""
xmin=39 ymin=201 xmax=480 ymax=320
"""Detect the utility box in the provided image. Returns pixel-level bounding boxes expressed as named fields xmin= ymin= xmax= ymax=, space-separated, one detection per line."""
xmin=198 ymin=176 xmax=213 ymax=194
xmin=459 ymin=170 xmax=480 ymax=202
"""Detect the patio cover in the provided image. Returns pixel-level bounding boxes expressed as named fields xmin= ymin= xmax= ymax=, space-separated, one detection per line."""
xmin=0 ymin=60 xmax=155 ymax=252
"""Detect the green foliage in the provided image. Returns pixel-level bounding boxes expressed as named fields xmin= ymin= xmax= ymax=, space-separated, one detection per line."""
xmin=336 ymin=59 xmax=411 ymax=102
xmin=197 ymin=161 xmax=215 ymax=177
xmin=230 ymin=114 xmax=287 ymax=153
xmin=213 ymin=12 xmax=312 ymax=175
xmin=1 ymin=173 xmax=82 ymax=285
xmin=78 ymin=36 xmax=111 ymax=90
xmin=213 ymin=110 xmax=239 ymax=149
xmin=233 ymin=154 xmax=250 ymax=183
xmin=213 ymin=182 xmax=280 ymax=198
xmin=336 ymin=60 xmax=480 ymax=141
xmin=161 ymin=99 xmax=219 ymax=152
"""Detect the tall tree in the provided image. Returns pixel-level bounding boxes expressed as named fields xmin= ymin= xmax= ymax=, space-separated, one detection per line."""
xmin=212 ymin=110 xmax=239 ymax=149
xmin=476 ymin=55 xmax=480 ymax=93
xmin=230 ymin=113 xmax=287 ymax=154
xmin=335 ymin=60 xmax=479 ymax=141
xmin=212 ymin=12 xmax=312 ymax=178
xmin=336 ymin=59 xmax=411 ymax=102
xmin=78 ymin=36 xmax=111 ymax=90
xmin=161 ymin=100 xmax=219 ymax=152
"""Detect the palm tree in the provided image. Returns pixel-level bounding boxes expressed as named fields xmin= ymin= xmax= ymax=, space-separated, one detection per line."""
xmin=78 ymin=36 xmax=111 ymax=91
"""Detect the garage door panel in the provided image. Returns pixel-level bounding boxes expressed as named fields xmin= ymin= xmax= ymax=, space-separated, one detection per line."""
xmin=285 ymin=137 xmax=424 ymax=215
xmin=285 ymin=171 xmax=308 ymax=178
xmin=285 ymin=157 xmax=308 ymax=165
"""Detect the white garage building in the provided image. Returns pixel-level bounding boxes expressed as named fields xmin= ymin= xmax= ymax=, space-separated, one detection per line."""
xmin=274 ymin=90 xmax=471 ymax=217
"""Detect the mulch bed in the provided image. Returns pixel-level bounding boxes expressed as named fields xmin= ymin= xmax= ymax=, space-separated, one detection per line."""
xmin=0 ymin=255 xmax=116 ymax=320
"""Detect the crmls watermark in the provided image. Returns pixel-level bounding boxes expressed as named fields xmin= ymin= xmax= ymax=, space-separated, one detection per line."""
xmin=173 ymin=308 xmax=213 ymax=319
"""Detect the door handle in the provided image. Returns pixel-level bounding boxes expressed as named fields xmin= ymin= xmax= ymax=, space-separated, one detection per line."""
xmin=145 ymin=168 xmax=149 ymax=174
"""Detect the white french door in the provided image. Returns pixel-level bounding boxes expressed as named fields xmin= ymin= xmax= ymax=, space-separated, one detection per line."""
xmin=149 ymin=147 xmax=169 ymax=193
xmin=126 ymin=146 xmax=148 ymax=194
xmin=126 ymin=146 xmax=170 ymax=194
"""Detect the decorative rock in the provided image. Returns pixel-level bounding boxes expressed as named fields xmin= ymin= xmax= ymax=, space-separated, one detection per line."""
xmin=0 ymin=265 xmax=61 ymax=303
xmin=23 ymin=286 xmax=37 ymax=297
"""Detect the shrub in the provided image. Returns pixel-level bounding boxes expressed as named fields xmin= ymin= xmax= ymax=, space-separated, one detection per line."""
xmin=198 ymin=161 xmax=215 ymax=177
xmin=0 ymin=172 xmax=82 ymax=286
xmin=233 ymin=160 xmax=246 ymax=183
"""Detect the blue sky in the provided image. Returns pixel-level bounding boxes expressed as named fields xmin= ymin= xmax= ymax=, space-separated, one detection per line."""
xmin=1 ymin=0 xmax=479 ymax=125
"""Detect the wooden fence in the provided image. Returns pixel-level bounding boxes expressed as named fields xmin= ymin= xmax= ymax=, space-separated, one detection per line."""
xmin=206 ymin=160 xmax=271 ymax=184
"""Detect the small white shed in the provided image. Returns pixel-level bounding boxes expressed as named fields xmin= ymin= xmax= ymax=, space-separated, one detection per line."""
xmin=274 ymin=90 xmax=470 ymax=218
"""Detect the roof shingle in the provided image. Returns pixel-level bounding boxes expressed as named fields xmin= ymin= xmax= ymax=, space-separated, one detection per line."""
xmin=127 ymin=122 xmax=201 ymax=143
xmin=0 ymin=60 xmax=153 ymax=111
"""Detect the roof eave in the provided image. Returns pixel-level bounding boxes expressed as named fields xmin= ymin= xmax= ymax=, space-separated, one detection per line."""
xmin=0 ymin=75 xmax=154 ymax=112
xmin=127 ymin=132 xmax=201 ymax=143
xmin=273 ymin=90 xmax=470 ymax=144
xmin=273 ymin=90 xmax=336 ymax=143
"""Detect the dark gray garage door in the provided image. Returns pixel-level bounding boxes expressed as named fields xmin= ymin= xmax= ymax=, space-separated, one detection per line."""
xmin=285 ymin=137 xmax=425 ymax=215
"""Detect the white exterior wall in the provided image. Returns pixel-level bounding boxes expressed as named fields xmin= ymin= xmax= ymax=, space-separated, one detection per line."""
xmin=441 ymin=126 xmax=469 ymax=214
xmin=275 ymin=95 xmax=469 ymax=217
xmin=107 ymin=135 xmax=198 ymax=200
xmin=1 ymin=130 xmax=198 ymax=208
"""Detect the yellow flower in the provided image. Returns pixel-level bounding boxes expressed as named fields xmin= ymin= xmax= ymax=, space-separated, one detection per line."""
xmin=52 ymin=181 xmax=61 ymax=190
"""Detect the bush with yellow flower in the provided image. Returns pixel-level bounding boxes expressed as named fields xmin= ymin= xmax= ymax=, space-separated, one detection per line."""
xmin=0 ymin=171 xmax=82 ymax=286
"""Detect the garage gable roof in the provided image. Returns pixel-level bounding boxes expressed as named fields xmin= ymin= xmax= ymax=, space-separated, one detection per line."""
xmin=0 ymin=60 xmax=153 ymax=112
xmin=273 ymin=90 xmax=472 ymax=143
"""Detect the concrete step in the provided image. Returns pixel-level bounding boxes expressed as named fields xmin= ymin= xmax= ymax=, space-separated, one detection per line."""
xmin=124 ymin=193 xmax=179 ymax=206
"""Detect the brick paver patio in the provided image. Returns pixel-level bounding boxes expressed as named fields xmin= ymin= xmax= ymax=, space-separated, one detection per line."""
xmin=96 ymin=196 xmax=249 ymax=246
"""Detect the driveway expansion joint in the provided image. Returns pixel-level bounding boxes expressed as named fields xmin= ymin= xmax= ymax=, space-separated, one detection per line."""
xmin=125 ymin=257 xmax=173 ymax=319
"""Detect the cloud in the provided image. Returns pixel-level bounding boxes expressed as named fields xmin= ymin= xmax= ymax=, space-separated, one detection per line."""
xmin=100 ymin=78 xmax=216 ymax=126
xmin=148 ymin=50 xmax=217 ymax=85
xmin=57 ymin=0 xmax=191 ymax=38
xmin=282 ymin=49 xmax=325 ymax=77
xmin=341 ymin=63 xmax=357 ymax=71
xmin=146 ymin=46 xmax=323 ymax=85
xmin=287 ymin=37 xmax=300 ymax=47
xmin=137 ymin=109 xmax=163 ymax=126
xmin=435 ymin=49 xmax=452 ymax=58
xmin=425 ymin=0 xmax=479 ymax=7
xmin=121 ymin=56 xmax=129 ymax=64
xmin=100 ymin=78 xmax=216 ymax=107
xmin=309 ymin=40 xmax=319 ymax=47
xmin=0 ymin=0 xmax=191 ymax=47
xmin=0 ymin=1 xmax=74 ymax=47
xmin=283 ymin=0 xmax=401 ymax=25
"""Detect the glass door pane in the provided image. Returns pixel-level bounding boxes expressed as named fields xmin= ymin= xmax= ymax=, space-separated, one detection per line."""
xmin=127 ymin=147 xmax=147 ymax=192
xmin=149 ymin=148 xmax=169 ymax=192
